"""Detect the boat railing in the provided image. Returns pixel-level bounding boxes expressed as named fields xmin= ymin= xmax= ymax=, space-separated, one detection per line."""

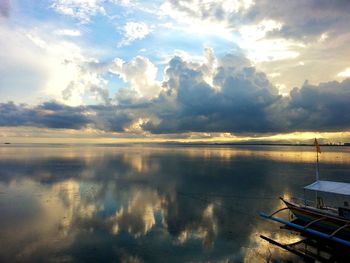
xmin=290 ymin=196 xmax=316 ymax=206
xmin=290 ymin=196 xmax=340 ymax=216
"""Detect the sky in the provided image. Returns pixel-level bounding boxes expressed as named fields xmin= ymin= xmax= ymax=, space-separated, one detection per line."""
xmin=1 ymin=0 xmax=350 ymax=143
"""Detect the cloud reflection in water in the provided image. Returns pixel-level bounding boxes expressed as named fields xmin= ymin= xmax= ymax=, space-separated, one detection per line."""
xmin=1 ymin=145 xmax=350 ymax=262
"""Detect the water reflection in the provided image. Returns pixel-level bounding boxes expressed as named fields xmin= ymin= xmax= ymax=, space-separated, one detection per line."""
xmin=111 ymin=189 xmax=165 ymax=237
xmin=0 ymin=145 xmax=350 ymax=262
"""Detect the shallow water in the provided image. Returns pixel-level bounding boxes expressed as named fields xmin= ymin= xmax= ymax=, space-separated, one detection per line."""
xmin=0 ymin=144 xmax=350 ymax=262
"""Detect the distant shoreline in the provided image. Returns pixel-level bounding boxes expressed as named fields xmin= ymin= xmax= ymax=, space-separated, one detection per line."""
xmin=161 ymin=142 xmax=350 ymax=147
xmin=2 ymin=142 xmax=350 ymax=147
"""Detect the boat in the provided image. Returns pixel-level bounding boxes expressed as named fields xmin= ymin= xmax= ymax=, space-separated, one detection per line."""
xmin=260 ymin=139 xmax=350 ymax=260
xmin=280 ymin=181 xmax=350 ymax=236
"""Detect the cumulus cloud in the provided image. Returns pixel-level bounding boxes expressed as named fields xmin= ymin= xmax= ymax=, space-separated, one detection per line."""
xmin=2 ymin=50 xmax=350 ymax=135
xmin=142 ymin=51 xmax=281 ymax=133
xmin=118 ymin=22 xmax=152 ymax=47
xmin=142 ymin=51 xmax=350 ymax=134
xmin=140 ymin=51 xmax=350 ymax=134
xmin=110 ymin=56 xmax=161 ymax=99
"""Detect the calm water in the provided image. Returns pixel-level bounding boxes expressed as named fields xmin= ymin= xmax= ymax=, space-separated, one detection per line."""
xmin=1 ymin=144 xmax=350 ymax=262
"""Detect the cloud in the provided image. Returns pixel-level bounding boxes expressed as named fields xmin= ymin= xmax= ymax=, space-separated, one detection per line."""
xmin=0 ymin=25 xmax=110 ymax=106
xmin=140 ymin=50 xmax=350 ymax=134
xmin=0 ymin=26 xmax=51 ymax=104
xmin=54 ymin=29 xmax=82 ymax=36
xmin=0 ymin=101 xmax=90 ymax=129
xmin=2 ymin=50 xmax=350 ymax=135
xmin=50 ymin=0 xmax=145 ymax=24
xmin=51 ymin=0 xmax=106 ymax=23
xmin=118 ymin=22 xmax=152 ymax=47
xmin=142 ymin=51 xmax=281 ymax=133
xmin=27 ymin=30 xmax=111 ymax=106
xmin=0 ymin=0 xmax=10 ymax=18
xmin=160 ymin=0 xmax=350 ymax=41
xmin=109 ymin=56 xmax=161 ymax=99
xmin=112 ymin=0 xmax=133 ymax=6
xmin=237 ymin=19 xmax=303 ymax=62
xmin=337 ymin=68 xmax=350 ymax=78
xmin=249 ymin=0 xmax=350 ymax=41
xmin=160 ymin=0 xmax=254 ymax=27
xmin=89 ymin=105 xmax=134 ymax=132
xmin=157 ymin=0 xmax=350 ymax=86
xmin=285 ymin=79 xmax=350 ymax=132
xmin=0 ymin=101 xmax=135 ymax=132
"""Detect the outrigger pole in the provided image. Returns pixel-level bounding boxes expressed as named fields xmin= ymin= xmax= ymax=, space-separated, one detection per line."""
xmin=260 ymin=212 xmax=350 ymax=247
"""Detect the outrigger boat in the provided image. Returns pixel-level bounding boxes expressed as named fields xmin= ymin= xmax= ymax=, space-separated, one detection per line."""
xmin=280 ymin=181 xmax=350 ymax=239
xmin=260 ymin=139 xmax=350 ymax=260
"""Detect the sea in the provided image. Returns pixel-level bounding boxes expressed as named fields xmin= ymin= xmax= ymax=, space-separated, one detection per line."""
xmin=0 ymin=144 xmax=349 ymax=262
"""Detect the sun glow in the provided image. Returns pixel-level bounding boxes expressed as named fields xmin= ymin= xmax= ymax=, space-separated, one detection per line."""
xmin=2 ymin=126 xmax=350 ymax=145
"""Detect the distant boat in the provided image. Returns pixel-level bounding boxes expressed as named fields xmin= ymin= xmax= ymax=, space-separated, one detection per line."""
xmin=4 ymin=142 xmax=11 ymax=144
xmin=260 ymin=139 xmax=350 ymax=251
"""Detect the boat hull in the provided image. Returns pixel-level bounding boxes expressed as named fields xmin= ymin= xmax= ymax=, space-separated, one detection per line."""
xmin=281 ymin=198 xmax=350 ymax=238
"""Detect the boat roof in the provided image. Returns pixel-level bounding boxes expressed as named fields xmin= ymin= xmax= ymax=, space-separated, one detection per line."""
xmin=304 ymin=180 xmax=350 ymax=196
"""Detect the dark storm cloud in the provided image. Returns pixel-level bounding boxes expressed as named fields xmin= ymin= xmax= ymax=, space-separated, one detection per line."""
xmin=141 ymin=54 xmax=350 ymax=134
xmin=0 ymin=101 xmax=90 ymax=129
xmin=0 ymin=101 xmax=132 ymax=131
xmin=285 ymin=79 xmax=350 ymax=131
xmin=142 ymin=55 xmax=281 ymax=133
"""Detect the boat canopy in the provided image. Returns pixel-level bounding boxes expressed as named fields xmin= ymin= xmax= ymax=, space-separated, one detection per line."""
xmin=304 ymin=180 xmax=350 ymax=196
